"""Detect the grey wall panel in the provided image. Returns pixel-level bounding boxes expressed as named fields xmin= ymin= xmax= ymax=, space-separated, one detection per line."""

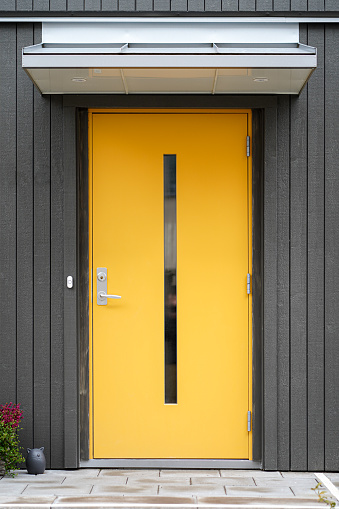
xmin=67 ymin=0 xmax=85 ymax=10
xmin=136 ymin=0 xmax=153 ymax=10
xmin=50 ymin=95 xmax=65 ymax=469
xmin=16 ymin=23 xmax=35 ymax=457
xmin=276 ymin=96 xmax=290 ymax=472
xmin=273 ymin=0 xmax=290 ymax=10
xmin=325 ymin=0 xmax=337 ymax=11
xmin=33 ymin=23 xmax=52 ymax=467
xmin=289 ymin=27 xmax=308 ymax=473
xmin=63 ymin=106 xmax=79 ymax=468
xmin=50 ymin=0 xmax=67 ymax=9
xmin=119 ymin=0 xmax=136 ymax=10
xmin=263 ymin=106 xmax=278 ymax=471
xmin=324 ymin=24 xmax=339 ymax=473
xmin=102 ymin=0 xmax=118 ymax=8
xmin=33 ymin=0 xmax=50 ymax=9
xmin=256 ymin=0 xmax=273 ymax=11
xmin=307 ymin=23 xmax=325 ymax=472
xmin=85 ymin=0 xmax=101 ymax=8
xmin=2 ymin=0 xmax=16 ymax=9
xmin=291 ymin=0 xmax=307 ymax=10
xmin=0 ymin=0 xmax=329 ymax=11
xmin=239 ymin=0 xmax=255 ymax=10
xmin=221 ymin=0 xmax=238 ymax=10
xmin=205 ymin=0 xmax=221 ymax=11
xmin=188 ymin=0 xmax=204 ymax=11
xmin=0 ymin=24 xmax=17 ymax=405
xmin=308 ymin=0 xmax=324 ymax=10
xmin=16 ymin=0 xmax=33 ymax=10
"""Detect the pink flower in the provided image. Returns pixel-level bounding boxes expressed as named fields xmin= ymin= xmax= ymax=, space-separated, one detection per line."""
xmin=0 ymin=403 xmax=23 ymax=429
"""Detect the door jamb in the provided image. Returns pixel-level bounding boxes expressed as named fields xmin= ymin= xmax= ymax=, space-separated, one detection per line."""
xmin=73 ymin=99 xmax=268 ymax=468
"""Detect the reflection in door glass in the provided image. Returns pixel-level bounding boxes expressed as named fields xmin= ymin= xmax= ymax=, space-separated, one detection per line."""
xmin=164 ymin=155 xmax=177 ymax=404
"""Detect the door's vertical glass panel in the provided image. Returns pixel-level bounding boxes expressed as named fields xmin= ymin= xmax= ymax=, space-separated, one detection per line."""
xmin=164 ymin=155 xmax=177 ymax=404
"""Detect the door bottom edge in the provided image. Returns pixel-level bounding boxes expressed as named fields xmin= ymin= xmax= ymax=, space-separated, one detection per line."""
xmin=80 ymin=459 xmax=262 ymax=469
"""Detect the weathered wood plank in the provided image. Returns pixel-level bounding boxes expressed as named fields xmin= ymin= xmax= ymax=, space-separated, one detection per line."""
xmin=85 ymin=0 xmax=101 ymax=8
xmin=50 ymin=0 xmax=67 ymax=9
xmin=239 ymin=0 xmax=255 ymax=10
xmin=273 ymin=0 xmax=290 ymax=10
xmin=67 ymin=0 xmax=85 ymax=10
xmin=251 ymin=109 xmax=264 ymax=463
xmin=63 ymin=106 xmax=79 ymax=468
xmin=263 ymin=106 xmax=278 ymax=470
xmin=307 ymin=23 xmax=325 ymax=472
xmin=102 ymin=0 xmax=118 ymax=8
xmin=221 ymin=0 xmax=238 ymax=10
xmin=16 ymin=0 xmax=33 ymax=10
xmin=0 ymin=24 xmax=17 ymax=404
xmin=291 ymin=0 xmax=307 ymax=10
xmin=276 ymin=95 xmax=290 ymax=471
xmin=324 ymin=24 xmax=339 ymax=472
xmin=33 ymin=23 xmax=51 ymax=469
xmin=16 ymin=22 xmax=35 ymax=455
xmin=308 ymin=0 xmax=324 ymax=10
xmin=50 ymin=95 xmax=65 ymax=469
xmin=78 ymin=110 xmax=89 ymax=462
xmin=289 ymin=25 xmax=308 ymax=472
xmin=256 ymin=0 xmax=272 ymax=10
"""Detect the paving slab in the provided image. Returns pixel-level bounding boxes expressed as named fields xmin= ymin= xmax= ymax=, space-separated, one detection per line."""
xmin=225 ymin=486 xmax=295 ymax=497
xmin=0 ymin=495 xmax=56 ymax=507
xmin=126 ymin=478 xmax=191 ymax=486
xmin=0 ymin=477 xmax=64 ymax=485
xmin=220 ymin=470 xmax=282 ymax=478
xmin=326 ymin=473 xmax=339 ymax=482
xmin=253 ymin=478 xmax=318 ymax=487
xmin=21 ymin=483 xmax=93 ymax=496
xmin=280 ymin=472 xmax=319 ymax=479
xmin=91 ymin=485 xmax=159 ymax=495
xmin=52 ymin=495 xmax=196 ymax=505
xmin=191 ymin=477 xmax=255 ymax=486
xmin=99 ymin=470 xmax=161 ymax=479
xmin=161 ymin=471 xmax=220 ymax=478
xmin=290 ymin=486 xmax=330 ymax=499
xmin=62 ymin=476 xmax=128 ymax=485
xmin=159 ymin=485 xmax=225 ymax=496
xmin=0 ymin=484 xmax=28 ymax=495
xmin=197 ymin=496 xmax=328 ymax=507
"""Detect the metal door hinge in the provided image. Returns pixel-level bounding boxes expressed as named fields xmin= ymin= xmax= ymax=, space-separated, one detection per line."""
xmin=246 ymin=136 xmax=250 ymax=157
xmin=247 ymin=273 xmax=251 ymax=294
xmin=247 ymin=411 xmax=251 ymax=432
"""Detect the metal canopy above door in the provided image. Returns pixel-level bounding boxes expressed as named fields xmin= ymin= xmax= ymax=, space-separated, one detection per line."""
xmin=22 ymin=19 xmax=317 ymax=95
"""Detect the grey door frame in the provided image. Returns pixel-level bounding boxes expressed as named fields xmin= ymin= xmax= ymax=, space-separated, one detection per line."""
xmin=62 ymin=95 xmax=278 ymax=469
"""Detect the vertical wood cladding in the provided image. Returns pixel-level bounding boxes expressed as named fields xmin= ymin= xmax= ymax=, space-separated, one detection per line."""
xmin=0 ymin=21 xmax=338 ymax=470
xmin=0 ymin=0 xmax=335 ymax=11
xmin=0 ymin=23 xmax=66 ymax=469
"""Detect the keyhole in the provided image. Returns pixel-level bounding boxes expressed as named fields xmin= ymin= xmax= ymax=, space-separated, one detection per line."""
xmin=97 ymin=272 xmax=106 ymax=282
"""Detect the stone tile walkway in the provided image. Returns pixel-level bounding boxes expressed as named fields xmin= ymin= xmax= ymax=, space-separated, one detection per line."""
xmin=0 ymin=469 xmax=337 ymax=508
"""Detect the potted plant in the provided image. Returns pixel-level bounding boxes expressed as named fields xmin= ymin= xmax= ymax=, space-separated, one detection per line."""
xmin=0 ymin=403 xmax=24 ymax=477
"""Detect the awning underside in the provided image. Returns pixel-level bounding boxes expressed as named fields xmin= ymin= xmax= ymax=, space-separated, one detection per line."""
xmin=22 ymin=42 xmax=317 ymax=95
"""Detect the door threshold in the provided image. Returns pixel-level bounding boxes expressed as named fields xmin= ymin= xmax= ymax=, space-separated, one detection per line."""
xmin=80 ymin=459 xmax=262 ymax=469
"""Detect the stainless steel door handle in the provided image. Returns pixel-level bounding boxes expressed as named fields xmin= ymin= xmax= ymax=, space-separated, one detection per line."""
xmin=97 ymin=267 xmax=121 ymax=305
xmin=98 ymin=291 xmax=121 ymax=300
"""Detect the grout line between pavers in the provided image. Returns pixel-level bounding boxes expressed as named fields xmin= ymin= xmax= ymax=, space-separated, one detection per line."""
xmin=315 ymin=473 xmax=339 ymax=502
xmin=0 ymin=503 xmax=325 ymax=509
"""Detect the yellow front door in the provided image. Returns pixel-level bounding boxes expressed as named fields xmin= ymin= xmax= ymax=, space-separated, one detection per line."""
xmin=89 ymin=109 xmax=252 ymax=459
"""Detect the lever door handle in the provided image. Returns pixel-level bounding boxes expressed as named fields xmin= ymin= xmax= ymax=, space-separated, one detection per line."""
xmin=98 ymin=291 xmax=121 ymax=300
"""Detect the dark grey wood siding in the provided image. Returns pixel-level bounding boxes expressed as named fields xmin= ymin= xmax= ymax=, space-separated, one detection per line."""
xmin=0 ymin=0 xmax=338 ymax=13
xmin=263 ymin=22 xmax=339 ymax=472
xmin=0 ymin=20 xmax=338 ymax=471
xmin=0 ymin=23 xmax=71 ymax=469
